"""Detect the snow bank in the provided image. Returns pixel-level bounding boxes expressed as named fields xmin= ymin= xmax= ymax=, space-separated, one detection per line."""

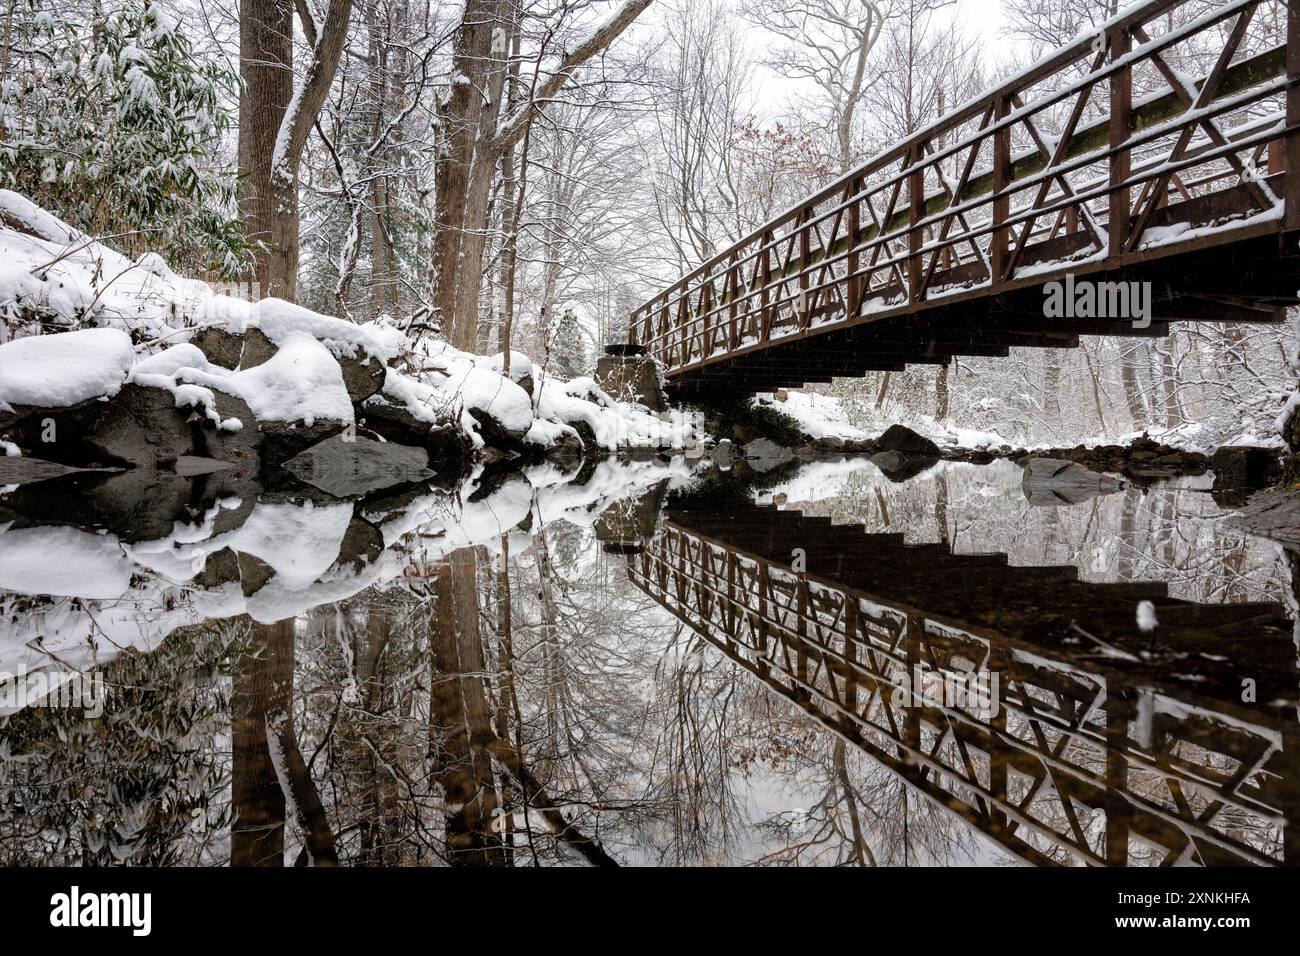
xmin=0 ymin=327 xmax=134 ymax=412
xmin=125 ymin=342 xmax=234 ymax=427
xmin=0 ymin=191 xmax=215 ymax=337
xmin=755 ymin=390 xmax=868 ymax=442
xmin=256 ymin=298 xmax=403 ymax=363
xmin=534 ymin=375 xmax=702 ymax=450
xmin=0 ymin=190 xmax=705 ymax=451
xmin=0 ymin=189 xmax=84 ymax=244
xmin=482 ymin=350 xmax=534 ymax=384
xmin=448 ymin=364 xmax=533 ymax=438
xmin=135 ymin=331 xmax=354 ymax=427
xmin=373 ymin=356 xmax=532 ymax=449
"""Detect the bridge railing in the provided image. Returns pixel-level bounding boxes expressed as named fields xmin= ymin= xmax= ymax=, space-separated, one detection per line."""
xmin=628 ymin=518 xmax=1296 ymax=866
xmin=630 ymin=0 xmax=1297 ymax=378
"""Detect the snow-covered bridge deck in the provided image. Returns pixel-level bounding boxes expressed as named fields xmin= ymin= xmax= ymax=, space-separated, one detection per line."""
xmin=628 ymin=504 xmax=1300 ymax=866
xmin=629 ymin=0 xmax=1300 ymax=397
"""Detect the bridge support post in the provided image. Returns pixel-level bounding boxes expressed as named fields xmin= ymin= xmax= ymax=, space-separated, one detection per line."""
xmin=1286 ymin=0 xmax=1300 ymax=233
xmin=1104 ymin=690 xmax=1133 ymax=866
xmin=992 ymin=96 xmax=1011 ymax=281
xmin=908 ymin=143 xmax=925 ymax=301
xmin=1108 ymin=26 xmax=1133 ymax=259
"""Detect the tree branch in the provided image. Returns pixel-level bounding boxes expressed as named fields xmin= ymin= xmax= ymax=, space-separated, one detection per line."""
xmin=492 ymin=0 xmax=653 ymax=154
xmin=272 ymin=0 xmax=354 ymax=183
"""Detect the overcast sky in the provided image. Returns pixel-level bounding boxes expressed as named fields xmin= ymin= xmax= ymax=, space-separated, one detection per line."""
xmin=734 ymin=0 xmax=1030 ymax=120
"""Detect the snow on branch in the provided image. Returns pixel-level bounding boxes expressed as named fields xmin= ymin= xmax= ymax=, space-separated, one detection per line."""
xmin=272 ymin=0 xmax=354 ymax=183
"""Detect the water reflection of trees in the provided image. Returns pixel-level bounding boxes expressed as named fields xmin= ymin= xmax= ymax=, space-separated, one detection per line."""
xmin=0 ymin=618 xmax=242 ymax=865
xmin=0 ymin=524 xmax=1084 ymax=867
xmin=5 ymin=463 xmax=1287 ymax=866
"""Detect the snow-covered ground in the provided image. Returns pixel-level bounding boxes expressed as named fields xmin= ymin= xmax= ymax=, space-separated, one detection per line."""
xmin=754 ymin=390 xmax=869 ymax=443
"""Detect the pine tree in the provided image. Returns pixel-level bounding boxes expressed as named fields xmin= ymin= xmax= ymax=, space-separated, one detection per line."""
xmin=0 ymin=1 xmax=250 ymax=275
xmin=552 ymin=308 xmax=589 ymax=380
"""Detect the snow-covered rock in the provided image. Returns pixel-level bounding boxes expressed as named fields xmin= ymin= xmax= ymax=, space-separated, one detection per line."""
xmin=0 ymin=327 xmax=134 ymax=413
xmin=0 ymin=190 xmax=709 ymax=459
xmin=1021 ymin=457 xmax=1124 ymax=506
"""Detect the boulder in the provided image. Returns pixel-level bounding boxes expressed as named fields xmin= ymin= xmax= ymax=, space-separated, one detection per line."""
xmin=1228 ymin=486 xmax=1300 ymax=549
xmin=594 ymin=479 xmax=669 ymax=552
xmin=334 ymin=513 xmax=386 ymax=570
xmin=190 ymin=327 xmax=244 ymax=369
xmin=239 ymin=326 xmax=278 ymax=368
xmin=742 ymin=437 xmax=793 ymax=472
xmin=709 ymin=438 xmax=735 ymax=469
xmin=543 ymin=429 xmax=585 ymax=470
xmin=3 ymin=383 xmax=199 ymax=469
xmin=1283 ymin=403 xmax=1300 ymax=453
xmin=240 ymin=325 xmax=386 ymax=403
xmin=238 ymin=551 xmax=277 ymax=597
xmin=258 ymin=419 xmax=349 ymax=468
xmin=0 ymin=405 xmax=21 ymax=433
xmin=1211 ymin=445 xmax=1282 ymax=491
xmin=283 ymin=433 xmax=433 ymax=498
xmin=359 ymin=398 xmax=467 ymax=471
xmin=196 ymin=386 xmax=262 ymax=473
xmin=468 ymin=406 xmax=529 ymax=448
xmin=875 ymin=424 xmax=941 ymax=458
xmin=0 ymin=456 xmax=109 ymax=486
xmin=594 ymin=353 xmax=666 ymax=412
xmin=170 ymin=456 xmax=235 ymax=477
xmin=0 ymin=465 xmax=237 ymax=543
xmin=1035 ymin=435 xmax=1209 ymax=481
xmin=1022 ymin=457 xmax=1124 ymax=506
xmin=337 ymin=352 xmax=386 ymax=404
xmin=193 ymin=547 xmax=242 ymax=590
xmin=870 ymin=450 xmax=906 ymax=473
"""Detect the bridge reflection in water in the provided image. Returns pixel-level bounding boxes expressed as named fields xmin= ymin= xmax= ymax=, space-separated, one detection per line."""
xmin=627 ymin=504 xmax=1300 ymax=867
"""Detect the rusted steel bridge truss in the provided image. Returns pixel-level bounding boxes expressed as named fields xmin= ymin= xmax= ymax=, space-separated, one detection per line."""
xmin=630 ymin=0 xmax=1300 ymax=396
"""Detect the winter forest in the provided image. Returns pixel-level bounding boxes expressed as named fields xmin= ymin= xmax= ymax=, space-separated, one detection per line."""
xmin=3 ymin=0 xmax=1300 ymax=880
xmin=0 ymin=0 xmax=1291 ymax=446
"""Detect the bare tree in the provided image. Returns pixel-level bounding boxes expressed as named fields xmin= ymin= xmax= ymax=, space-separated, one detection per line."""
xmin=239 ymin=0 xmax=354 ymax=301
xmin=426 ymin=0 xmax=654 ymax=351
xmin=741 ymin=0 xmax=885 ymax=172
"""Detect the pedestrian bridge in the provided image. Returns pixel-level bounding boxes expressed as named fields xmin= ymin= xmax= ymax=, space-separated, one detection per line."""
xmin=628 ymin=0 xmax=1300 ymax=397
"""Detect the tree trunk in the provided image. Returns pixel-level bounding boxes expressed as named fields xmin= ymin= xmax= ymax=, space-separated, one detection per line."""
xmin=240 ymin=0 xmax=354 ymax=303
xmin=237 ymin=0 xmax=294 ymax=299
xmin=1120 ymin=340 xmax=1148 ymax=427
xmin=367 ymin=0 xmax=398 ymax=317
xmin=429 ymin=548 xmax=506 ymax=865
xmin=429 ymin=0 xmax=513 ymax=350
xmin=231 ymin=616 xmax=291 ymax=866
xmin=934 ymin=363 xmax=950 ymax=421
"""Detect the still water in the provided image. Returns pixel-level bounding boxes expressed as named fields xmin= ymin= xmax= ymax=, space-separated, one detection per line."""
xmin=1 ymin=455 xmax=1296 ymax=866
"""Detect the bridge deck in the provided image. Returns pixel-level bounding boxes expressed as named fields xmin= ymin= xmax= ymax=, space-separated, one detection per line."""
xmin=629 ymin=0 xmax=1300 ymax=397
